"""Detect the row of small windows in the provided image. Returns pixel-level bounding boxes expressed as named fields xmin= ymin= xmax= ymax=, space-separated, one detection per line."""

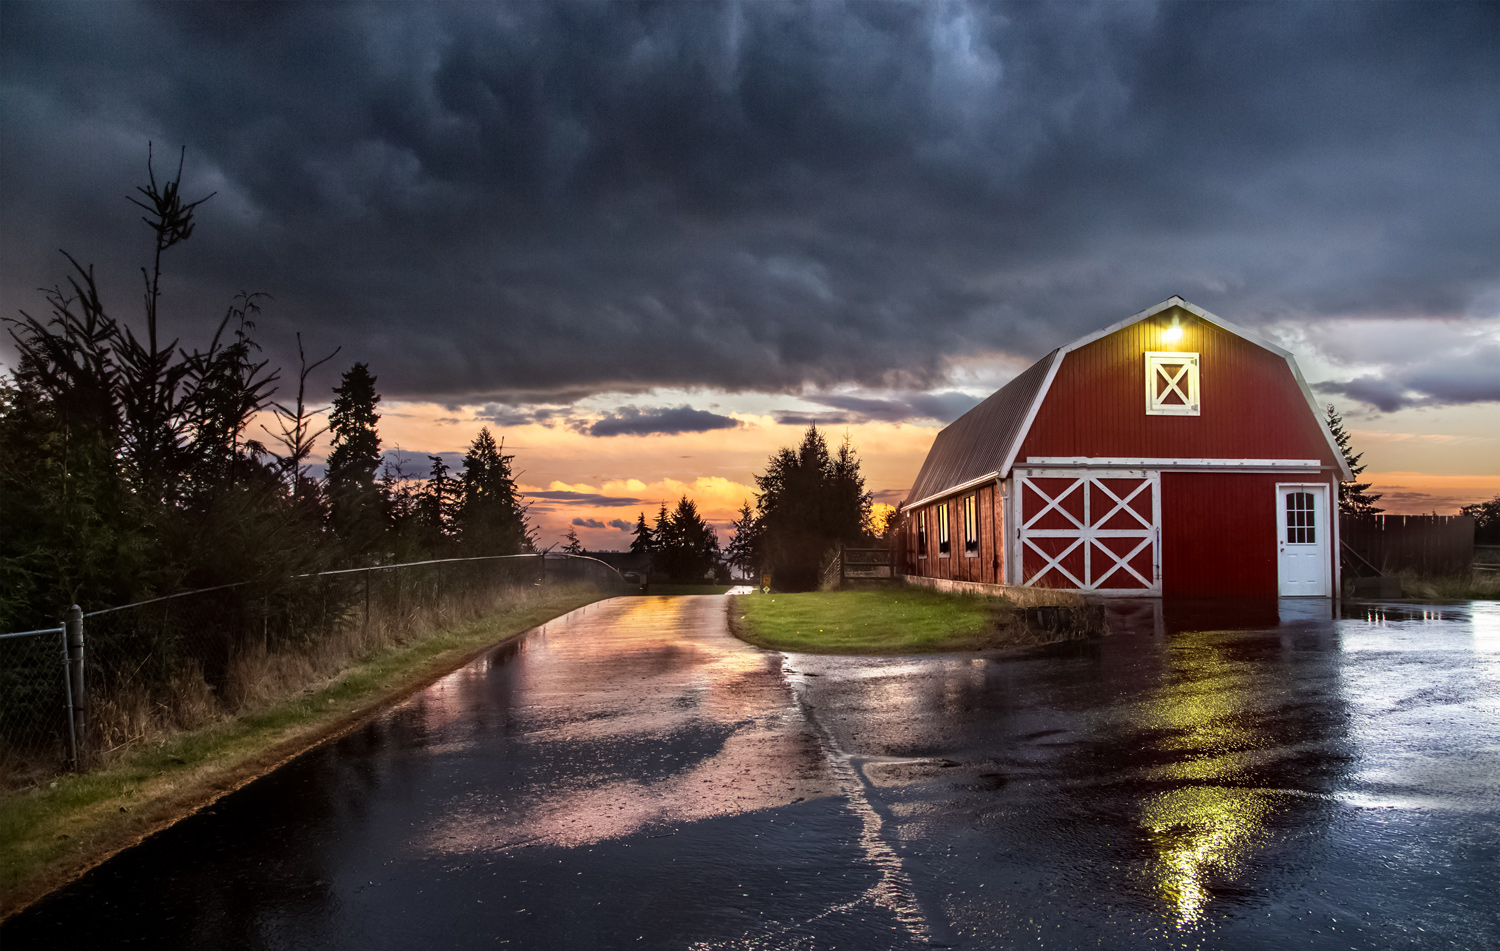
xmin=915 ymin=495 xmax=980 ymax=558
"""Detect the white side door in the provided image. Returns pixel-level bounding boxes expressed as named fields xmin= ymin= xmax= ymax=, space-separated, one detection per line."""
xmin=1277 ymin=484 xmax=1330 ymax=597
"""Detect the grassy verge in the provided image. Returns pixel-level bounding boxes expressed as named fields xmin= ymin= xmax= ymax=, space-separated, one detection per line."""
xmin=728 ymin=587 xmax=1102 ymax=654
xmin=0 ymin=584 xmax=607 ymax=917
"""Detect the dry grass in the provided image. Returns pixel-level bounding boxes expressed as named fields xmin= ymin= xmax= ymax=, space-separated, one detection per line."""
xmin=0 ymin=583 xmax=608 ymax=915
xmin=3 ymin=581 xmax=590 ymax=788
xmin=1395 ymin=569 xmax=1500 ymax=601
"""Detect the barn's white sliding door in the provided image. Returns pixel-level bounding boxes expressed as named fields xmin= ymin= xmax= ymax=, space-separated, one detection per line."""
xmin=1012 ymin=468 xmax=1160 ymax=594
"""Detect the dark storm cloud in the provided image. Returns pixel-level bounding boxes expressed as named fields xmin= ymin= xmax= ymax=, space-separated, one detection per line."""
xmin=809 ymin=391 xmax=982 ymax=424
xmin=571 ymin=517 xmax=607 ymax=530
xmin=584 ymin=405 xmax=740 ymax=437
xmin=476 ymin=402 xmax=573 ymax=428
xmin=2 ymin=1 xmax=1496 ymax=406
xmin=528 ymin=490 xmax=643 ymax=507
xmin=772 ymin=412 xmax=857 ymax=427
xmin=1317 ymin=343 xmax=1500 ymax=412
xmin=606 ymin=518 xmax=632 ymax=532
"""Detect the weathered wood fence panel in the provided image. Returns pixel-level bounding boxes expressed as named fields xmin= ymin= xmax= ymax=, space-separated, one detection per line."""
xmin=1340 ymin=514 xmax=1475 ymax=575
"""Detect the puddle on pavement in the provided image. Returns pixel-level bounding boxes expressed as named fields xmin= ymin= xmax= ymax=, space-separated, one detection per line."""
xmin=6 ymin=593 xmax=1498 ymax=950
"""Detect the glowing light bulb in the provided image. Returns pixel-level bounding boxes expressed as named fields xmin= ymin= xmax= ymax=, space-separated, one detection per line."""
xmin=1164 ymin=315 xmax=1183 ymax=344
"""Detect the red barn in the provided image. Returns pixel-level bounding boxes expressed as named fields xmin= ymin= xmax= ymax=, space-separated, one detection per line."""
xmin=900 ymin=297 xmax=1352 ymax=598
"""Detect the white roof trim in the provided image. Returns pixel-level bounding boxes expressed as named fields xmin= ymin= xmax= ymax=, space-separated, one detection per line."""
xmin=904 ymin=471 xmax=1000 ymax=511
xmin=997 ymin=349 xmax=1066 ymax=479
xmin=996 ymin=296 xmax=1353 ymax=482
xmin=1023 ymin=457 xmax=1325 ymax=469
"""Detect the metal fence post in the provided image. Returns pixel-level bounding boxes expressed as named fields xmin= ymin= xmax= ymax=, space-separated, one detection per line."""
xmin=65 ymin=604 xmax=85 ymax=768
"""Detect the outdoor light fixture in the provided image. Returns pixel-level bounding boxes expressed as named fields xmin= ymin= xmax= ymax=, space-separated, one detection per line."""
xmin=1164 ymin=314 xmax=1183 ymax=344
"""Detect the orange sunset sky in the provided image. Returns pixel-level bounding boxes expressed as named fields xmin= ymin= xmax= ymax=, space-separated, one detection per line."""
xmin=355 ymin=335 xmax=1500 ymax=552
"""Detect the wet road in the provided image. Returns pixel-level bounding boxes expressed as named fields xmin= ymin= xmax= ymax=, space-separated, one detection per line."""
xmin=6 ymin=595 xmax=1499 ymax=949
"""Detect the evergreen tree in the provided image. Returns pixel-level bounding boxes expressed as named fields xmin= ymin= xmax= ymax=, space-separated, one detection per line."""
xmin=652 ymin=502 xmax=673 ymax=559
xmin=726 ymin=501 xmax=762 ymax=578
xmin=654 ymin=496 xmax=720 ymax=582
xmin=1326 ymin=405 xmax=1383 ymax=516
xmin=455 ymin=428 xmax=534 ymax=554
xmin=379 ymin=450 xmax=425 ymax=560
xmin=831 ymin=433 xmax=873 ymax=542
xmin=628 ymin=511 xmax=655 ymax=556
xmin=562 ymin=526 xmax=585 ymax=555
xmin=751 ymin=426 xmax=872 ymax=590
xmin=0 ymin=145 xmax=319 ymax=629
xmin=326 ymin=362 xmax=384 ymax=556
xmin=418 ymin=454 xmax=458 ymax=551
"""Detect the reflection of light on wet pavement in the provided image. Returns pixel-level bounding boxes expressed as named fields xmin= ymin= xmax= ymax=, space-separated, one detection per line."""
xmin=1133 ymin=634 xmax=1281 ymax=928
xmin=1338 ymin=599 xmax=1500 ymax=814
xmin=1140 ymin=786 xmax=1277 ymax=928
xmin=417 ymin=596 xmax=835 ymax=856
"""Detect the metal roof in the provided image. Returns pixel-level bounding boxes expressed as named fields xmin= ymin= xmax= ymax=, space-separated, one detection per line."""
xmin=902 ymin=349 xmax=1058 ymax=508
xmin=901 ymin=296 xmax=1352 ymax=509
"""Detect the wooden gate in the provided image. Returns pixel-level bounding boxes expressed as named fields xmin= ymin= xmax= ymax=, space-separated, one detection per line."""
xmin=1014 ymin=469 xmax=1160 ymax=593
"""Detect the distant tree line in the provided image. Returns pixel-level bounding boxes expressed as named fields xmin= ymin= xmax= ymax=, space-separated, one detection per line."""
xmin=0 ymin=149 xmax=534 ymax=630
xmin=1461 ymin=495 xmax=1500 ymax=545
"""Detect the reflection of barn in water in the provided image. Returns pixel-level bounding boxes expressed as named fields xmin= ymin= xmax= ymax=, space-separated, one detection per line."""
xmin=900 ymin=296 xmax=1352 ymax=598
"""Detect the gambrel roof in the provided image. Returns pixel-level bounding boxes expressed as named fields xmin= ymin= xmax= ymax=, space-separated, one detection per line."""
xmin=902 ymin=296 xmax=1353 ymax=509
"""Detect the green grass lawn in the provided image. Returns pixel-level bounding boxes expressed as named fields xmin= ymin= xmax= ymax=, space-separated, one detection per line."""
xmin=0 ymin=585 xmax=606 ymax=916
xmin=731 ymin=588 xmax=1010 ymax=653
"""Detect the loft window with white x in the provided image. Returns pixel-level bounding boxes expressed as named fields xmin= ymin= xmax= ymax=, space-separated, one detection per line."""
xmin=1145 ymin=351 xmax=1200 ymax=416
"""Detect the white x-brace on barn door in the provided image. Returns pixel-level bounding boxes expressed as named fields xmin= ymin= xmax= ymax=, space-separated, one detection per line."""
xmin=1013 ymin=468 xmax=1161 ymax=593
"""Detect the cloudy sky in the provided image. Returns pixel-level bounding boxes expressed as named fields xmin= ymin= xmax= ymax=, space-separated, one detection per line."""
xmin=3 ymin=1 xmax=1497 ymax=545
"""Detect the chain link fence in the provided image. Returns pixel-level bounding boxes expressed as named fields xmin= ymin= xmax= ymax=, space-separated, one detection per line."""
xmin=0 ymin=626 xmax=74 ymax=781
xmin=1 ymin=553 xmax=623 ymax=786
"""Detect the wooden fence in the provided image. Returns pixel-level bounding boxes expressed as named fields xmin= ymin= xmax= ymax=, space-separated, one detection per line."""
xmin=1340 ymin=514 xmax=1475 ymax=576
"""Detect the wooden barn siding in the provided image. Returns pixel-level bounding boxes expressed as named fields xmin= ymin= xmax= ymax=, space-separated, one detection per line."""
xmin=1019 ymin=306 xmax=1338 ymax=464
xmin=1161 ymin=472 xmax=1339 ymax=597
xmin=902 ymin=485 xmax=1003 ymax=583
xmin=1161 ymin=473 xmax=1277 ymax=597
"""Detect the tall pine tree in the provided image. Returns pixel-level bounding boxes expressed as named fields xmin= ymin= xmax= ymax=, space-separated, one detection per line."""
xmin=628 ymin=511 xmax=655 ymax=556
xmin=653 ymin=496 xmax=720 ymax=582
xmin=726 ymin=501 xmax=761 ymax=579
xmin=455 ymin=428 xmax=534 ymax=554
xmin=1326 ymin=405 xmax=1382 ymax=516
xmin=326 ymin=362 xmax=384 ymax=556
xmin=751 ymin=426 xmax=872 ymax=590
xmin=418 ymin=454 xmax=458 ymax=552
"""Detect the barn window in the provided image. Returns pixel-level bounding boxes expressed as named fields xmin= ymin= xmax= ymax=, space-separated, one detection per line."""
xmin=937 ymin=504 xmax=950 ymax=555
xmin=963 ymin=495 xmax=978 ymax=555
xmin=1285 ymin=491 xmax=1316 ymax=544
xmin=916 ymin=510 xmax=928 ymax=558
xmin=1145 ymin=352 xmax=1200 ymax=416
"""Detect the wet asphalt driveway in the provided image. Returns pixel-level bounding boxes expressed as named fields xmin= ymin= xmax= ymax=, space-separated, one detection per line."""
xmin=6 ymin=594 xmax=1498 ymax=949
